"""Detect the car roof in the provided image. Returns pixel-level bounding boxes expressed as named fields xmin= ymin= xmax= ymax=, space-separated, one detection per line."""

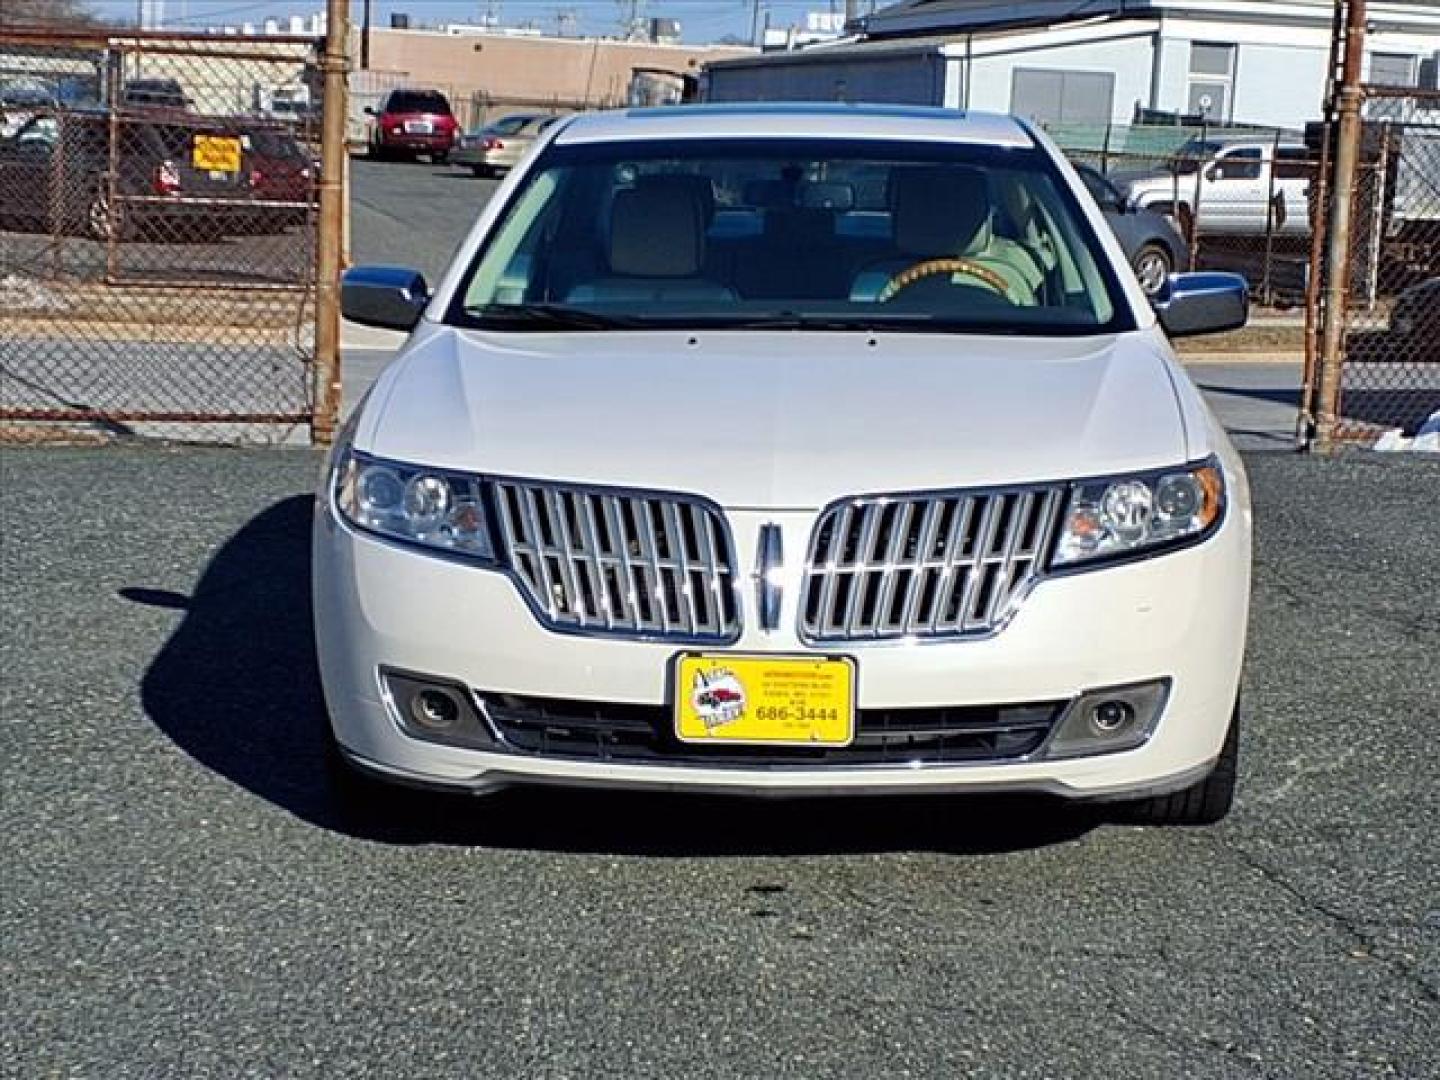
xmin=554 ymin=104 xmax=1034 ymax=148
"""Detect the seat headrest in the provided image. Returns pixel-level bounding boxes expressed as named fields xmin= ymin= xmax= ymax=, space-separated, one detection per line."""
xmin=636 ymin=173 xmax=716 ymax=223
xmin=892 ymin=166 xmax=992 ymax=257
xmin=609 ymin=185 xmax=704 ymax=278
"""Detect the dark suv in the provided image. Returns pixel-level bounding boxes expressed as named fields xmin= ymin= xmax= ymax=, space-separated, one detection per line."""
xmin=365 ymin=88 xmax=458 ymax=162
xmin=0 ymin=110 xmax=261 ymax=241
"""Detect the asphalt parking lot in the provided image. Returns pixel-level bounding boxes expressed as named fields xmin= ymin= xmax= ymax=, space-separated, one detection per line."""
xmin=4 ymin=156 xmax=1438 ymax=1078
xmin=3 ymin=446 xmax=1437 ymax=1078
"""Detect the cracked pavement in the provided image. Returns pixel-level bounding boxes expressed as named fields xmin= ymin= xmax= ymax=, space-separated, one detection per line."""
xmin=2 ymin=447 xmax=1436 ymax=1077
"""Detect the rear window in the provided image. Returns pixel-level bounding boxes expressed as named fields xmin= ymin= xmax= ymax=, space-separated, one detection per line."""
xmin=490 ymin=115 xmax=535 ymax=136
xmin=246 ymin=127 xmax=304 ymax=158
xmin=388 ymin=91 xmax=451 ymax=115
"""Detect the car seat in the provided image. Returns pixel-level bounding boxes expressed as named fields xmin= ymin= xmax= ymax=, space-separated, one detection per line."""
xmin=566 ymin=183 xmax=734 ymax=304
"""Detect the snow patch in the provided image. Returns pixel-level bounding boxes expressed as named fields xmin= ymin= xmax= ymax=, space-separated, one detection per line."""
xmin=1374 ymin=409 xmax=1440 ymax=454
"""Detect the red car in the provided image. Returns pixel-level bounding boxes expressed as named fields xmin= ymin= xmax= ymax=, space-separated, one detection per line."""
xmin=697 ymin=688 xmax=743 ymax=709
xmin=365 ymin=88 xmax=457 ymax=163
xmin=243 ymin=124 xmax=315 ymax=232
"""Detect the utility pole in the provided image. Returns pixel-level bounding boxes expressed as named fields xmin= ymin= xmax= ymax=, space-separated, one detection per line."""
xmin=361 ymin=0 xmax=371 ymax=69
xmin=844 ymin=0 xmax=858 ymax=26
xmin=1314 ymin=0 xmax=1367 ymax=453
xmin=750 ymin=0 xmax=762 ymax=46
xmin=617 ymin=0 xmax=643 ymax=39
xmin=314 ymin=0 xmax=350 ymax=445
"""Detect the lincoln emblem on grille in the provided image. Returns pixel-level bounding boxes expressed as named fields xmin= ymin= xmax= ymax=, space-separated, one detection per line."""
xmin=755 ymin=524 xmax=783 ymax=632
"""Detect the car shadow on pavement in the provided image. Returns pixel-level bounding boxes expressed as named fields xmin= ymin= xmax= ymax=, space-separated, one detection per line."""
xmin=133 ymin=496 xmax=1099 ymax=855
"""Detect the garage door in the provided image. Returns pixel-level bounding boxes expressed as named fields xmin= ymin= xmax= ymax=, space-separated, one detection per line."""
xmin=1010 ymin=68 xmax=1116 ymax=125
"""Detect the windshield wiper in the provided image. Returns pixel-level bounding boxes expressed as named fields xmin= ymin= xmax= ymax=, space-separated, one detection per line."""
xmin=715 ymin=312 xmax=878 ymax=331
xmin=466 ymin=303 xmax=643 ymax=330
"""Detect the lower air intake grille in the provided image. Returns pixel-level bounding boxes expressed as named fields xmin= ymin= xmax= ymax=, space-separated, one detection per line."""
xmin=479 ymin=692 xmax=1063 ymax=767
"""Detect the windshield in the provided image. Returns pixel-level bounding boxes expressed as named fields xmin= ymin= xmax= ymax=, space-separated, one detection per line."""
xmin=450 ymin=138 xmax=1130 ymax=335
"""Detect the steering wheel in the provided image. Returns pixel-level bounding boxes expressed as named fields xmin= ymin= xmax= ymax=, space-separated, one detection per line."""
xmin=876 ymin=258 xmax=1012 ymax=302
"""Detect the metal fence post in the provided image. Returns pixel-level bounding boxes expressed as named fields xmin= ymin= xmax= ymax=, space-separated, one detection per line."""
xmin=1260 ymin=129 xmax=1280 ymax=306
xmin=312 ymin=0 xmax=350 ymax=446
xmin=1314 ymin=0 xmax=1367 ymax=455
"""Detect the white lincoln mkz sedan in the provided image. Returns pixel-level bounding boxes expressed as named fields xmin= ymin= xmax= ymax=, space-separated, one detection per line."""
xmin=318 ymin=104 xmax=1252 ymax=825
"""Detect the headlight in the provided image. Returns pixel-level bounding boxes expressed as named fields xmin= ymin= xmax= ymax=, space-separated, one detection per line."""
xmin=1053 ymin=459 xmax=1224 ymax=567
xmin=333 ymin=450 xmax=496 ymax=561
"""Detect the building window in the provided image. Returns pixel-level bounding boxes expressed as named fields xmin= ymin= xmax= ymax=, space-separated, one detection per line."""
xmin=1187 ymin=41 xmax=1236 ymax=122
xmin=1369 ymin=52 xmax=1417 ymax=88
xmin=1010 ymin=68 xmax=1116 ymax=126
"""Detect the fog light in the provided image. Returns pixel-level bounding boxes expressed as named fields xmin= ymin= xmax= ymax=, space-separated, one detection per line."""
xmin=1091 ymin=700 xmax=1135 ymax=733
xmin=1044 ymin=679 xmax=1171 ymax=760
xmin=411 ymin=688 xmax=460 ymax=730
xmin=381 ymin=668 xmax=495 ymax=748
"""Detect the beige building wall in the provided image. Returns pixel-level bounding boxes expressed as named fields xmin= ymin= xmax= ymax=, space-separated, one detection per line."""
xmin=360 ymin=29 xmax=750 ymax=108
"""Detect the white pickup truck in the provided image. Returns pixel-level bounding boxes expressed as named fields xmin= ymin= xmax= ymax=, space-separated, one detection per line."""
xmin=1115 ymin=137 xmax=1316 ymax=237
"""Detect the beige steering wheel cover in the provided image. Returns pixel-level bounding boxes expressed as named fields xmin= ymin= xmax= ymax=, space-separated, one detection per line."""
xmin=876 ymin=257 xmax=1012 ymax=302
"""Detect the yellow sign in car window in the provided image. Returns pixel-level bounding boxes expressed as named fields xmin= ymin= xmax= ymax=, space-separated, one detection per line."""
xmin=192 ymin=135 xmax=241 ymax=173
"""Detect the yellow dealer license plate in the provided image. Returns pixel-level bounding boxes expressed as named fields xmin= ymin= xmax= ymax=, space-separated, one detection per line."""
xmin=192 ymin=135 xmax=241 ymax=173
xmin=674 ymin=654 xmax=855 ymax=747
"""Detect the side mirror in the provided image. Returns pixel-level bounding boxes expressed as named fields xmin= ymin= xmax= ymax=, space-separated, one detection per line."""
xmin=363 ymin=106 xmax=377 ymax=116
xmin=1204 ymin=163 xmax=1222 ymax=182
xmin=341 ymin=266 xmax=430 ymax=331
xmin=1151 ymin=272 xmax=1248 ymax=337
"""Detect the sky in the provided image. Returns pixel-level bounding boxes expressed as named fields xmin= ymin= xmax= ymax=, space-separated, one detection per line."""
xmin=85 ymin=0 xmax=871 ymax=44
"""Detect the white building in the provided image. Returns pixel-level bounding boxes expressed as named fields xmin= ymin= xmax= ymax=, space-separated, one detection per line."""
xmin=704 ymin=0 xmax=1440 ymax=131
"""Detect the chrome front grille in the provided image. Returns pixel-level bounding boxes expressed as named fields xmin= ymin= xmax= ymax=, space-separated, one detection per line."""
xmin=492 ymin=480 xmax=740 ymax=641
xmin=800 ymin=486 xmax=1065 ymax=642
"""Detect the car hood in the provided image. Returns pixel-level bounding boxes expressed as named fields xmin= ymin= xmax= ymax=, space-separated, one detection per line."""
xmin=361 ymin=326 xmax=1189 ymax=509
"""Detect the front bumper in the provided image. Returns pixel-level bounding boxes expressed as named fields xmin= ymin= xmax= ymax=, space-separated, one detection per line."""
xmin=313 ymin=496 xmax=1251 ymax=799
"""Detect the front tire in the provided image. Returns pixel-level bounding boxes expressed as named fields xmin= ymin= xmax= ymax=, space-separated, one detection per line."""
xmin=1132 ymin=242 xmax=1174 ymax=297
xmin=431 ymin=150 xmax=449 ymax=164
xmin=1117 ymin=702 xmax=1240 ymax=826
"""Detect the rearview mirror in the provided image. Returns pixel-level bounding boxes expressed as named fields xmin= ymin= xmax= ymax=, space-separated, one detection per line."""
xmin=1151 ymin=272 xmax=1248 ymax=337
xmin=341 ymin=266 xmax=430 ymax=331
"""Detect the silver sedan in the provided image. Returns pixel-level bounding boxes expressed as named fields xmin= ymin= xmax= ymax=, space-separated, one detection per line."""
xmin=452 ymin=113 xmax=558 ymax=177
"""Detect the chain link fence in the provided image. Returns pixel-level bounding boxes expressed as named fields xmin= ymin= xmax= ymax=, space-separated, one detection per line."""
xmin=1304 ymin=88 xmax=1440 ymax=447
xmin=1050 ymin=123 xmax=1320 ymax=309
xmin=0 ymin=28 xmax=330 ymax=443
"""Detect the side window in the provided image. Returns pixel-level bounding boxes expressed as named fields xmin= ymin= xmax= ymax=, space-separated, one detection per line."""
xmin=1214 ymin=148 xmax=1262 ymax=180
